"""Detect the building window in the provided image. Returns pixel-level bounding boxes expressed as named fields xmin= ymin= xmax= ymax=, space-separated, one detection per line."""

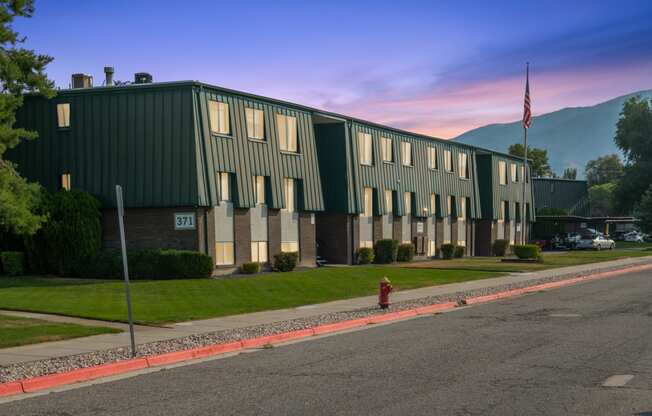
xmin=360 ymin=240 xmax=373 ymax=249
xmin=444 ymin=150 xmax=453 ymax=172
xmin=458 ymin=153 xmax=469 ymax=179
xmin=404 ymin=192 xmax=412 ymax=215
xmin=499 ymin=161 xmax=507 ymax=185
xmin=281 ymin=241 xmax=299 ymax=253
xmin=283 ymin=178 xmax=295 ymax=212
xmin=381 ymin=137 xmax=393 ymax=162
xmin=57 ymin=103 xmax=71 ymax=128
xmin=363 ymin=187 xmax=373 ymax=217
xmin=216 ymin=242 xmax=235 ymax=266
xmin=61 ymin=173 xmax=71 ymax=191
xmin=511 ymin=163 xmax=518 ymax=182
xmin=458 ymin=197 xmax=467 ymax=247
xmin=251 ymin=241 xmax=268 ymax=263
xmin=358 ymin=132 xmax=373 ymax=166
xmin=401 ymin=142 xmax=412 ymax=166
xmin=277 ymin=114 xmax=298 ymax=152
xmin=385 ymin=189 xmax=393 ymax=214
xmin=428 ymin=147 xmax=438 ymax=169
xmin=253 ymin=175 xmax=265 ymax=205
xmin=209 ymin=100 xmax=230 ymax=135
xmin=245 ymin=108 xmax=265 ymax=140
xmin=515 ymin=201 xmax=521 ymax=222
xmin=217 ymin=172 xmax=230 ymax=202
xmin=430 ymin=193 xmax=437 ymax=216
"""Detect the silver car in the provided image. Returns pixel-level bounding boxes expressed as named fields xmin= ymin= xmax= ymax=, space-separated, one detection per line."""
xmin=576 ymin=234 xmax=615 ymax=250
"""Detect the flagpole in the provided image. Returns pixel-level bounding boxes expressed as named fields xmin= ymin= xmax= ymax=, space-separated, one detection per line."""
xmin=521 ymin=63 xmax=529 ymax=245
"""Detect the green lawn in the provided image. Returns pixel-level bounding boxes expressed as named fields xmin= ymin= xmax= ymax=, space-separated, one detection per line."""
xmin=0 ymin=268 xmax=501 ymax=325
xmin=406 ymin=249 xmax=652 ymax=273
xmin=615 ymin=241 xmax=652 ymax=250
xmin=0 ymin=314 xmax=119 ymax=349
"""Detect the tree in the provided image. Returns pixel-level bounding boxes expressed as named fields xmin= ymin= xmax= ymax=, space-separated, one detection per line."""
xmin=585 ymin=154 xmax=624 ymax=187
xmin=589 ymin=183 xmax=616 ymax=217
xmin=0 ymin=1 xmax=55 ymax=236
xmin=637 ymin=185 xmax=652 ymax=234
xmin=508 ymin=143 xmax=553 ymax=178
xmin=562 ymin=168 xmax=577 ymax=180
xmin=613 ymin=97 xmax=652 ymax=214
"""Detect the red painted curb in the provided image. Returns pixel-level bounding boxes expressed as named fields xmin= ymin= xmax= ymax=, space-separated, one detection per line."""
xmin=414 ymin=302 xmax=458 ymax=315
xmin=0 ymin=382 xmax=23 ymax=398
xmin=21 ymin=358 xmax=149 ymax=393
xmin=312 ymin=318 xmax=370 ymax=335
xmin=241 ymin=329 xmax=315 ymax=348
xmin=145 ymin=349 xmax=196 ymax=367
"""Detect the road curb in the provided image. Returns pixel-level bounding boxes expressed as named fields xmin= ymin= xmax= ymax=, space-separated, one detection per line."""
xmin=2 ymin=261 xmax=651 ymax=398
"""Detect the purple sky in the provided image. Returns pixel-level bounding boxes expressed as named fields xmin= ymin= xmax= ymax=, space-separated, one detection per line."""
xmin=16 ymin=0 xmax=652 ymax=138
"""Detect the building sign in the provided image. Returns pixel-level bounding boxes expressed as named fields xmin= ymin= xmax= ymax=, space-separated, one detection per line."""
xmin=416 ymin=222 xmax=424 ymax=234
xmin=174 ymin=212 xmax=196 ymax=230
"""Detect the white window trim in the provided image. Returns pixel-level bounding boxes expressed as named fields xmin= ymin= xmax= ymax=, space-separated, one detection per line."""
xmin=458 ymin=153 xmax=468 ymax=179
xmin=444 ymin=150 xmax=453 ymax=172
xmin=57 ymin=103 xmax=71 ymax=128
xmin=246 ymin=108 xmax=265 ymax=140
xmin=428 ymin=147 xmax=438 ymax=169
xmin=385 ymin=189 xmax=393 ymax=214
xmin=381 ymin=137 xmax=393 ymax=162
xmin=277 ymin=114 xmax=298 ymax=153
xmin=251 ymin=241 xmax=268 ymax=263
xmin=358 ymin=132 xmax=373 ymax=166
xmin=404 ymin=192 xmax=412 ymax=215
xmin=401 ymin=142 xmax=413 ymax=166
xmin=253 ymin=175 xmax=265 ymax=205
xmin=209 ymin=101 xmax=230 ymax=135
xmin=218 ymin=172 xmax=230 ymax=202
xmin=283 ymin=178 xmax=295 ymax=212
xmin=216 ymin=242 xmax=235 ymax=266
xmin=363 ymin=187 xmax=373 ymax=217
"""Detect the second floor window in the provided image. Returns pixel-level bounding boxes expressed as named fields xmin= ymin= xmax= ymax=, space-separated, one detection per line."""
xmin=404 ymin=192 xmax=412 ymax=215
xmin=381 ymin=137 xmax=393 ymax=162
xmin=209 ymin=101 xmax=230 ymax=135
xmin=57 ymin=103 xmax=70 ymax=128
xmin=444 ymin=150 xmax=453 ymax=172
xmin=246 ymin=108 xmax=265 ymax=140
xmin=358 ymin=132 xmax=373 ymax=165
xmin=385 ymin=189 xmax=393 ymax=213
xmin=218 ymin=172 xmax=230 ymax=202
xmin=401 ymin=141 xmax=412 ymax=166
xmin=447 ymin=195 xmax=454 ymax=217
xmin=428 ymin=147 xmax=438 ymax=169
xmin=283 ymin=178 xmax=295 ymax=212
xmin=458 ymin=196 xmax=467 ymax=219
xmin=458 ymin=153 xmax=469 ymax=179
xmin=253 ymin=175 xmax=265 ymax=205
xmin=363 ymin=187 xmax=373 ymax=217
xmin=430 ymin=193 xmax=437 ymax=216
xmin=277 ymin=114 xmax=298 ymax=152
xmin=499 ymin=161 xmax=507 ymax=185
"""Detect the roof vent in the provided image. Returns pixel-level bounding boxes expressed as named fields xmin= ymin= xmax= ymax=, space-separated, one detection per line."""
xmin=71 ymin=73 xmax=93 ymax=89
xmin=104 ymin=66 xmax=114 ymax=86
xmin=134 ymin=72 xmax=153 ymax=84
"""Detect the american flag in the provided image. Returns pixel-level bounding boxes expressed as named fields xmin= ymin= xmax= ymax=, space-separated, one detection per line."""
xmin=522 ymin=64 xmax=532 ymax=129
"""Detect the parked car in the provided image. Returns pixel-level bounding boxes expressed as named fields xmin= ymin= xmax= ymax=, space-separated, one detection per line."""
xmin=576 ymin=234 xmax=616 ymax=250
xmin=624 ymin=231 xmax=646 ymax=243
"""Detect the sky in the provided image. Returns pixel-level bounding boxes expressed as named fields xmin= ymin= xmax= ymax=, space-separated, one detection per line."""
xmin=15 ymin=0 xmax=652 ymax=138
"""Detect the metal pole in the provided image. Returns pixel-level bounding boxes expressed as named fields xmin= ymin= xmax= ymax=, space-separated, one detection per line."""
xmin=521 ymin=62 xmax=530 ymax=245
xmin=116 ymin=185 xmax=136 ymax=358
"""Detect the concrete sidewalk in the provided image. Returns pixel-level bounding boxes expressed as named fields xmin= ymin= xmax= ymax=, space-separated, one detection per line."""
xmin=1 ymin=256 xmax=651 ymax=366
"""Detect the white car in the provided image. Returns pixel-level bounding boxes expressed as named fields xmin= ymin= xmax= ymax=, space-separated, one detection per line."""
xmin=624 ymin=231 xmax=645 ymax=243
xmin=576 ymin=234 xmax=615 ymax=250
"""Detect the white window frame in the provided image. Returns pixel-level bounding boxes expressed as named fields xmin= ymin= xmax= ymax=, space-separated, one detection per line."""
xmin=277 ymin=114 xmax=298 ymax=153
xmin=428 ymin=147 xmax=438 ymax=169
xmin=363 ymin=187 xmax=373 ymax=217
xmin=385 ymin=189 xmax=393 ymax=214
xmin=281 ymin=241 xmax=299 ymax=253
xmin=209 ymin=100 xmax=230 ymax=135
xmin=251 ymin=241 xmax=268 ymax=263
xmin=381 ymin=137 xmax=393 ymax=162
xmin=218 ymin=172 xmax=230 ymax=202
xmin=245 ymin=107 xmax=265 ymax=140
xmin=404 ymin=192 xmax=412 ymax=215
xmin=61 ymin=173 xmax=71 ymax=191
xmin=444 ymin=150 xmax=453 ymax=172
xmin=216 ymin=242 xmax=235 ymax=266
xmin=458 ymin=197 xmax=467 ymax=246
xmin=360 ymin=240 xmax=373 ymax=249
xmin=458 ymin=153 xmax=468 ymax=179
xmin=401 ymin=142 xmax=412 ymax=166
xmin=499 ymin=161 xmax=507 ymax=185
xmin=57 ymin=103 xmax=71 ymax=128
xmin=511 ymin=163 xmax=518 ymax=182
xmin=358 ymin=132 xmax=373 ymax=166
xmin=283 ymin=178 xmax=295 ymax=212
xmin=430 ymin=193 xmax=437 ymax=216
xmin=253 ymin=175 xmax=265 ymax=205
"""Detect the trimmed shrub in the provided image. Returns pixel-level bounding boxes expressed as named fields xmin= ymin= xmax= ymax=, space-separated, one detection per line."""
xmin=158 ymin=250 xmax=214 ymax=278
xmin=396 ymin=243 xmax=415 ymax=262
xmin=240 ymin=262 xmax=261 ymax=274
xmin=440 ymin=244 xmax=455 ymax=260
xmin=1 ymin=251 xmax=25 ymax=276
xmin=273 ymin=252 xmax=299 ymax=272
xmin=357 ymin=247 xmax=375 ymax=264
xmin=492 ymin=239 xmax=510 ymax=257
xmin=374 ymin=239 xmax=399 ymax=264
xmin=513 ymin=244 xmax=541 ymax=260
xmin=454 ymin=245 xmax=465 ymax=258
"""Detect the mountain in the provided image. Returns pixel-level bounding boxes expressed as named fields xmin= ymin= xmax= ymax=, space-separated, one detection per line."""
xmin=453 ymin=90 xmax=652 ymax=176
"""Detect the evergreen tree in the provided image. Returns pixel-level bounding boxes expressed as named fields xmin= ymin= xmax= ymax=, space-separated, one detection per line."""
xmin=508 ymin=143 xmax=553 ymax=178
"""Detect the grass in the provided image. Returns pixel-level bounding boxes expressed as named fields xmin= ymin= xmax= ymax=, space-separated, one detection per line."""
xmin=406 ymin=249 xmax=652 ymax=273
xmin=0 ymin=314 xmax=119 ymax=349
xmin=0 ymin=267 xmax=501 ymax=325
xmin=614 ymin=241 xmax=652 ymax=250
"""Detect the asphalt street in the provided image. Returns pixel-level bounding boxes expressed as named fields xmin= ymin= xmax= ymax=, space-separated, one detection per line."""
xmin=2 ymin=269 xmax=652 ymax=415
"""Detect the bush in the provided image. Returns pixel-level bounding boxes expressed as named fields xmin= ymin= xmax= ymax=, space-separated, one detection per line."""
xmin=396 ymin=243 xmax=415 ymax=262
xmin=513 ymin=244 xmax=541 ymax=260
xmin=356 ymin=247 xmax=374 ymax=264
xmin=492 ymin=239 xmax=510 ymax=257
xmin=158 ymin=250 xmax=214 ymax=278
xmin=440 ymin=244 xmax=455 ymax=259
xmin=454 ymin=245 xmax=465 ymax=258
xmin=273 ymin=252 xmax=298 ymax=272
xmin=1 ymin=251 xmax=25 ymax=276
xmin=240 ymin=262 xmax=261 ymax=274
xmin=374 ymin=239 xmax=399 ymax=264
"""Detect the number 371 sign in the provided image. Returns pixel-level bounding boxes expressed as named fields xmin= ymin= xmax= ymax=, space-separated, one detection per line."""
xmin=174 ymin=212 xmax=196 ymax=230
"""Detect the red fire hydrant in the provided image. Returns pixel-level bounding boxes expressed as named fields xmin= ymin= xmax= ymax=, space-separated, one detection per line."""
xmin=379 ymin=277 xmax=393 ymax=309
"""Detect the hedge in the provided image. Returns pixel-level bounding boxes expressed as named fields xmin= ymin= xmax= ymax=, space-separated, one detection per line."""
xmin=440 ymin=244 xmax=455 ymax=260
xmin=513 ymin=244 xmax=541 ymax=260
xmin=374 ymin=239 xmax=398 ymax=264
xmin=454 ymin=245 xmax=465 ymax=258
xmin=240 ymin=262 xmax=261 ymax=274
xmin=1 ymin=251 xmax=25 ymax=276
xmin=356 ymin=247 xmax=374 ymax=264
xmin=396 ymin=243 xmax=415 ymax=262
xmin=492 ymin=239 xmax=510 ymax=257
xmin=273 ymin=252 xmax=299 ymax=272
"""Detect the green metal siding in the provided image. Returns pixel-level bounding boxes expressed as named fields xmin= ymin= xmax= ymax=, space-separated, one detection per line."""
xmin=533 ymin=178 xmax=589 ymax=216
xmin=314 ymin=123 xmax=350 ymax=213
xmin=194 ymin=86 xmax=324 ymax=211
xmin=10 ymin=85 xmax=198 ymax=208
xmin=477 ymin=153 xmax=534 ymax=220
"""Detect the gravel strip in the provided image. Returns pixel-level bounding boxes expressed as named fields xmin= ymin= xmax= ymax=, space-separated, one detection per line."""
xmin=1 ymin=259 xmax=651 ymax=383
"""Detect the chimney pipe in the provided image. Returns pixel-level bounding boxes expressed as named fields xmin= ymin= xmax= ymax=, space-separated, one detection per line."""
xmin=104 ymin=66 xmax=114 ymax=86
